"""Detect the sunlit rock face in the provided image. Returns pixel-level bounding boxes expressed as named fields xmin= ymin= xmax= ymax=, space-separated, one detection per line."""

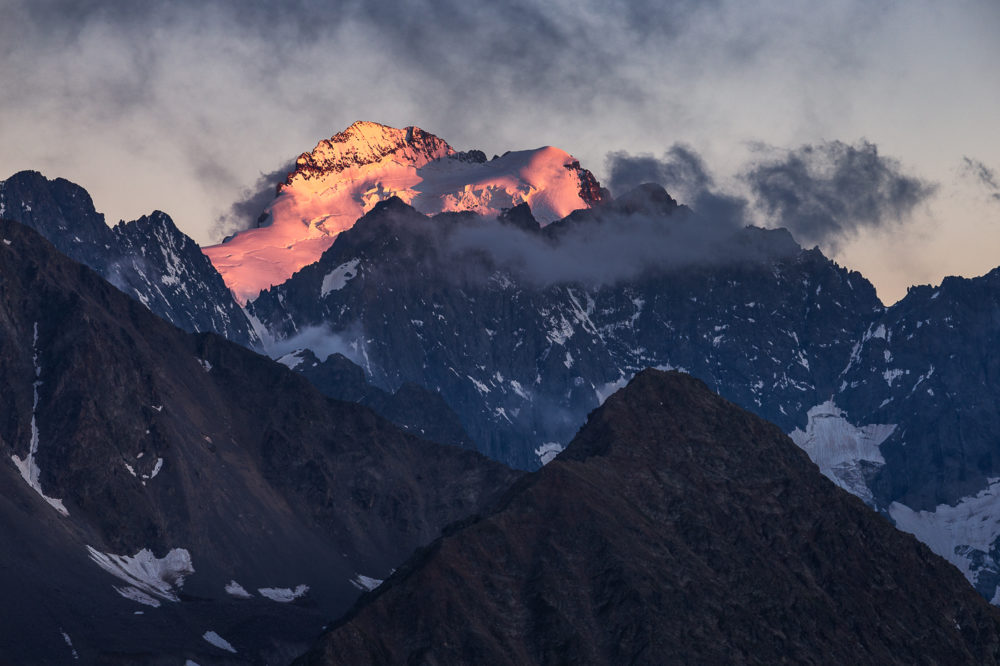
xmin=203 ymin=121 xmax=606 ymax=303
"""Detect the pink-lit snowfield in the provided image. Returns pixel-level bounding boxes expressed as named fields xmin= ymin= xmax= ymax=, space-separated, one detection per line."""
xmin=203 ymin=121 xmax=600 ymax=303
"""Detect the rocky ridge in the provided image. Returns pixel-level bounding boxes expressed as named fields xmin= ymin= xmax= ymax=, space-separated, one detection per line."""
xmin=0 ymin=217 xmax=518 ymax=663
xmin=0 ymin=170 xmax=260 ymax=348
xmin=298 ymin=370 xmax=1000 ymax=665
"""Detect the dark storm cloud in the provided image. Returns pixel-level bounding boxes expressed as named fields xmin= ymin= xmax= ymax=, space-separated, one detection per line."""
xmin=607 ymin=145 xmax=748 ymax=231
xmin=961 ymin=157 xmax=1000 ymax=203
xmin=605 ymin=141 xmax=935 ymax=254
xmin=744 ymin=140 xmax=937 ymax=250
xmin=605 ymin=153 xmax=668 ymax=194
xmin=213 ymin=160 xmax=296 ymax=239
xmin=607 ymin=145 xmax=713 ymax=196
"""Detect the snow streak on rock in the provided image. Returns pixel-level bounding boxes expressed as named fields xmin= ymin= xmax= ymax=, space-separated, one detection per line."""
xmin=202 ymin=630 xmax=237 ymax=653
xmin=10 ymin=322 xmax=68 ymax=516
xmin=60 ymin=630 xmax=79 ymax=661
xmin=257 ymin=584 xmax=309 ymax=602
xmin=349 ymin=574 xmax=383 ymax=592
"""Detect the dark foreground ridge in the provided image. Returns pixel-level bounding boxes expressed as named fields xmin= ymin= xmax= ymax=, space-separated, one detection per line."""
xmin=0 ymin=218 xmax=518 ymax=664
xmin=299 ymin=370 xmax=1000 ymax=665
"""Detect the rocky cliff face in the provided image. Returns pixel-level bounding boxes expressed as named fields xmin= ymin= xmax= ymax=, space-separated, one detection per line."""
xmin=0 ymin=218 xmax=518 ymax=663
xmin=277 ymin=348 xmax=476 ymax=450
xmin=0 ymin=170 xmax=261 ymax=348
xmin=298 ymin=370 xmax=1000 ymax=665
xmin=249 ymin=191 xmax=881 ymax=469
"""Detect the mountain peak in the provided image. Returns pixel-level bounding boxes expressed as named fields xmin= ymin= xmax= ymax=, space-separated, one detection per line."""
xmin=205 ymin=123 xmax=606 ymax=303
xmin=299 ymin=368 xmax=1000 ymax=665
xmin=283 ymin=122 xmax=454 ymax=190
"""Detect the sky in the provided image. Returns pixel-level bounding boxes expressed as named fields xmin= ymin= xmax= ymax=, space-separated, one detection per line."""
xmin=1 ymin=0 xmax=997 ymax=304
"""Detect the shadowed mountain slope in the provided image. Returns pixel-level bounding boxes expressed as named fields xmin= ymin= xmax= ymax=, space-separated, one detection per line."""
xmin=0 ymin=218 xmax=518 ymax=663
xmin=299 ymin=370 xmax=1000 ymax=665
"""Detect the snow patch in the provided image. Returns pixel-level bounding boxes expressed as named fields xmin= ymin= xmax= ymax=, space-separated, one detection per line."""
xmin=276 ymin=350 xmax=306 ymax=370
xmin=890 ymin=479 xmax=1000 ymax=596
xmin=535 ymin=442 xmax=565 ymax=465
xmin=321 ymin=259 xmax=361 ymax=296
xmin=509 ymin=379 xmax=530 ymax=400
xmin=258 ymin=584 xmax=309 ymax=602
xmin=545 ymin=313 xmax=574 ymax=346
xmin=199 ymin=359 xmax=212 ymax=372
xmin=789 ymin=401 xmax=896 ymax=506
xmin=349 ymin=574 xmax=384 ymax=592
xmin=146 ymin=457 xmax=163 ymax=480
xmin=86 ymin=546 xmax=193 ymax=605
xmin=225 ymin=580 xmax=252 ymax=598
xmin=468 ymin=375 xmax=490 ymax=394
xmin=202 ymin=631 xmax=237 ymax=653
xmin=883 ymin=368 xmax=905 ymax=387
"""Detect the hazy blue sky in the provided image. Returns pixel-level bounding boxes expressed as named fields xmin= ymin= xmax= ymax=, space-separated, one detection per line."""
xmin=1 ymin=0 xmax=997 ymax=303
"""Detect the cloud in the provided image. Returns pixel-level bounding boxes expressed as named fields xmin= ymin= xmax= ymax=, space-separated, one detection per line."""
xmin=266 ymin=323 xmax=364 ymax=366
xmin=961 ymin=157 xmax=1000 ymax=203
xmin=3 ymin=0 xmax=994 ymax=313
xmin=606 ymin=144 xmax=713 ymax=197
xmin=0 ymin=1 xmax=904 ymax=236
xmin=444 ymin=188 xmax=795 ymax=288
xmin=744 ymin=140 xmax=937 ymax=250
xmin=605 ymin=140 xmax=937 ymax=256
xmin=606 ymin=144 xmax=749 ymax=230
xmin=212 ymin=159 xmax=296 ymax=240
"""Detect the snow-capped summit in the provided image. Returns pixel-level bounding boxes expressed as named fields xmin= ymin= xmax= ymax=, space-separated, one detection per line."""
xmin=204 ymin=121 xmax=606 ymax=303
xmin=285 ymin=121 xmax=453 ymax=182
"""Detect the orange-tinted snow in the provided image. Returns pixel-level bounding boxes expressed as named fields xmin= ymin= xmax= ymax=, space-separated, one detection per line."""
xmin=204 ymin=122 xmax=595 ymax=303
